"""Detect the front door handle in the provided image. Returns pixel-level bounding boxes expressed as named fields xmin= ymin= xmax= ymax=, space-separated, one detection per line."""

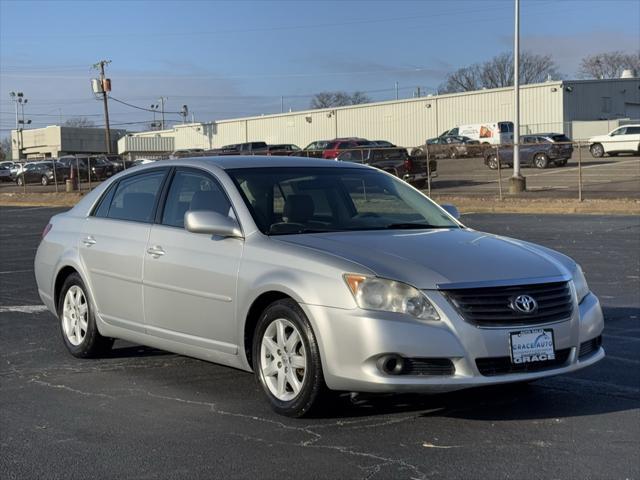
xmin=82 ymin=236 xmax=96 ymax=247
xmin=146 ymin=245 xmax=165 ymax=258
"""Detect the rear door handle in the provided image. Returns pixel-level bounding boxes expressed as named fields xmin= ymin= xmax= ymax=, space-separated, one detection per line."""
xmin=82 ymin=236 xmax=96 ymax=247
xmin=146 ymin=245 xmax=165 ymax=258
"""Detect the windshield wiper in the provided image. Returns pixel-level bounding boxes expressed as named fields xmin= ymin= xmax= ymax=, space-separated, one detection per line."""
xmin=384 ymin=223 xmax=451 ymax=229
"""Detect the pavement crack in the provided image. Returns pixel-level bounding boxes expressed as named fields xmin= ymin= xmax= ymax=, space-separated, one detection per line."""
xmin=29 ymin=379 xmax=115 ymax=399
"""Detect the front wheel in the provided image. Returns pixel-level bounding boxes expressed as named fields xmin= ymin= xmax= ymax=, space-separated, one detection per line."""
xmin=534 ymin=153 xmax=549 ymax=169
xmin=58 ymin=273 xmax=113 ymax=358
xmin=486 ymin=154 xmax=499 ymax=170
xmin=590 ymin=143 xmax=604 ymax=158
xmin=253 ymin=299 xmax=328 ymax=417
xmin=41 ymin=175 xmax=49 ymax=186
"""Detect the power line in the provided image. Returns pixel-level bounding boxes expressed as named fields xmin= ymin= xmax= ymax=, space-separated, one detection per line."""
xmin=108 ymin=95 xmax=183 ymax=114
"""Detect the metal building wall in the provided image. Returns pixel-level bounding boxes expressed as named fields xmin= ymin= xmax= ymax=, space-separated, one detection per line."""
xmin=563 ymin=78 xmax=640 ymax=122
xmin=206 ymin=82 xmax=565 ymax=148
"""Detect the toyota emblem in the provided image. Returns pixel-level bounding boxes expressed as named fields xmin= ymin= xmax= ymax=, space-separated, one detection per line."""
xmin=510 ymin=294 xmax=538 ymax=314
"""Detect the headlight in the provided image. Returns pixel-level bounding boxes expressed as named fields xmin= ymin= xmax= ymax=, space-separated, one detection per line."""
xmin=343 ymin=274 xmax=440 ymax=321
xmin=573 ymin=264 xmax=590 ymax=304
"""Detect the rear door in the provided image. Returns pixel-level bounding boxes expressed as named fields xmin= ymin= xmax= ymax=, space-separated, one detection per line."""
xmin=142 ymin=168 xmax=243 ymax=353
xmin=80 ymin=168 xmax=168 ymax=332
xmin=622 ymin=126 xmax=640 ymax=151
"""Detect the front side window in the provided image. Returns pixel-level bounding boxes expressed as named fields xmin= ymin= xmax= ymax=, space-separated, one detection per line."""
xmin=228 ymin=167 xmax=458 ymax=235
xmin=611 ymin=127 xmax=626 ymax=136
xmin=161 ymin=169 xmax=232 ymax=228
xmin=106 ymin=171 xmax=166 ymax=223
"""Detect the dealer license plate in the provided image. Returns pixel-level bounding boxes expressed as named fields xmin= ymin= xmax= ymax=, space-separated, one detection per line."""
xmin=509 ymin=329 xmax=555 ymax=364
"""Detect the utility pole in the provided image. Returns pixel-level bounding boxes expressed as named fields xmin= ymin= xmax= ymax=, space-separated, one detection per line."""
xmin=509 ymin=0 xmax=526 ymax=193
xmin=281 ymin=96 xmax=284 ymax=113
xmin=395 ymin=82 xmax=399 ymax=100
xmin=92 ymin=60 xmax=112 ymax=154
xmin=158 ymin=97 xmax=167 ymax=130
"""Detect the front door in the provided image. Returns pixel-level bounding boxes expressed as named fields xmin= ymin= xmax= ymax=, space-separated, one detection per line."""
xmin=142 ymin=168 xmax=243 ymax=354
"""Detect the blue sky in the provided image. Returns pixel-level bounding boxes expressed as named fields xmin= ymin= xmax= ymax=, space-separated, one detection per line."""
xmin=1 ymin=0 xmax=638 ymax=133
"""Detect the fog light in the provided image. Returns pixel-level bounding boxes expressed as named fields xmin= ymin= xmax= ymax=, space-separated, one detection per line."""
xmin=377 ymin=354 xmax=405 ymax=375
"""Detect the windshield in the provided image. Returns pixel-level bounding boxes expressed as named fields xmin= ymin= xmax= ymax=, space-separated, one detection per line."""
xmin=227 ymin=167 xmax=459 ymax=235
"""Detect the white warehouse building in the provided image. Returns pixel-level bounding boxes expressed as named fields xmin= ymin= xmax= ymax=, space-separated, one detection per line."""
xmin=120 ymin=78 xmax=640 ymax=154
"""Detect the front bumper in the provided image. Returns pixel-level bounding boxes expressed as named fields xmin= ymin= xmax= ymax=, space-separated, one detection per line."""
xmin=302 ymin=291 xmax=604 ymax=393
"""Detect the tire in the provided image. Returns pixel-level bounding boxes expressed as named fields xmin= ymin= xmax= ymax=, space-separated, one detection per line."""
xmin=57 ymin=272 xmax=113 ymax=358
xmin=486 ymin=154 xmax=499 ymax=170
xmin=16 ymin=176 xmax=23 ymax=186
xmin=41 ymin=175 xmax=49 ymax=186
xmin=449 ymin=149 xmax=457 ymax=159
xmin=410 ymin=148 xmax=425 ymax=159
xmin=590 ymin=143 xmax=604 ymax=158
xmin=534 ymin=153 xmax=549 ymax=169
xmin=252 ymin=298 xmax=328 ymax=417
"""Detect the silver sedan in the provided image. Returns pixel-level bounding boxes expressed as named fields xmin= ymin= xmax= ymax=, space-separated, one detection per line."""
xmin=34 ymin=156 xmax=604 ymax=417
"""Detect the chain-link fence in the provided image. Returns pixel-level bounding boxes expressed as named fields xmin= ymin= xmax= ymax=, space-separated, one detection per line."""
xmin=2 ymin=137 xmax=638 ymax=200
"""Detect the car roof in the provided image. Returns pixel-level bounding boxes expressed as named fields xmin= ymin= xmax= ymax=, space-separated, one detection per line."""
xmin=134 ymin=155 xmax=371 ymax=171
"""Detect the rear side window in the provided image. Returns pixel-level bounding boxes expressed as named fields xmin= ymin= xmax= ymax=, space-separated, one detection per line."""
xmin=550 ymin=134 xmax=571 ymax=142
xmin=626 ymin=126 xmax=640 ymax=135
xmin=161 ymin=170 xmax=231 ymax=228
xmin=106 ymin=171 xmax=166 ymax=223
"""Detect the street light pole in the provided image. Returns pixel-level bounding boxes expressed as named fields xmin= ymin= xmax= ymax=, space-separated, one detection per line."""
xmin=158 ymin=97 xmax=167 ymax=130
xmin=509 ymin=0 xmax=526 ymax=193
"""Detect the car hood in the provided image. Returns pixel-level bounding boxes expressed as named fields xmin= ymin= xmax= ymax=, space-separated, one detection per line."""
xmin=275 ymin=228 xmax=574 ymax=289
xmin=588 ymin=134 xmax=610 ymax=143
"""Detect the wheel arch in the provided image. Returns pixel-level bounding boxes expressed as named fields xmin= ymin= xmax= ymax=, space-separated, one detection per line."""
xmin=54 ymin=265 xmax=80 ymax=312
xmin=243 ymin=290 xmax=294 ymax=370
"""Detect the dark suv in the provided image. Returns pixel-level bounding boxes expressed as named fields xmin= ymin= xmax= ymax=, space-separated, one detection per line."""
xmin=336 ymin=146 xmax=437 ymax=188
xmin=58 ymin=155 xmax=115 ymax=180
xmin=484 ymin=133 xmax=574 ymax=169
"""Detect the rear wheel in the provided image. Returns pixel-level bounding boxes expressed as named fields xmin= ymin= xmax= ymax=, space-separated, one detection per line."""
xmin=252 ymin=299 xmax=328 ymax=417
xmin=58 ymin=273 xmax=113 ymax=358
xmin=41 ymin=175 xmax=49 ymax=186
xmin=590 ymin=143 xmax=604 ymax=158
xmin=534 ymin=153 xmax=549 ymax=169
xmin=16 ymin=176 xmax=24 ymax=186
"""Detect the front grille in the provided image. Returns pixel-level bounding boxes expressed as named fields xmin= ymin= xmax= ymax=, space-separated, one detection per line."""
xmin=401 ymin=358 xmax=455 ymax=376
xmin=443 ymin=281 xmax=573 ymax=327
xmin=579 ymin=335 xmax=602 ymax=358
xmin=476 ymin=348 xmax=571 ymax=376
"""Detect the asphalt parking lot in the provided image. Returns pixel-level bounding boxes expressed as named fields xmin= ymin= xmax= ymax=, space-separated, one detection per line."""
xmin=2 ymin=149 xmax=639 ymax=200
xmin=1 ymin=207 xmax=638 ymax=479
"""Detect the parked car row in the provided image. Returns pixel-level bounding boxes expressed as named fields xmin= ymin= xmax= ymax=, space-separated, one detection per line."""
xmin=1 ymin=154 xmax=130 ymax=185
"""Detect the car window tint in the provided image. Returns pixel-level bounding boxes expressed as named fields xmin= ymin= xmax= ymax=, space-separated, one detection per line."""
xmin=94 ymin=184 xmax=117 ymax=218
xmin=107 ymin=171 xmax=165 ymax=223
xmin=626 ymin=126 xmax=640 ymax=135
xmin=162 ymin=170 xmax=231 ymax=228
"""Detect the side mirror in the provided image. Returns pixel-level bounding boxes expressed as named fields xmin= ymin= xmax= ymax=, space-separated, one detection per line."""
xmin=441 ymin=204 xmax=460 ymax=220
xmin=184 ymin=210 xmax=243 ymax=238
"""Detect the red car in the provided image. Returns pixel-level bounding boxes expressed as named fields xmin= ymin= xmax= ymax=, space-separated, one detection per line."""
xmin=321 ymin=138 xmax=370 ymax=159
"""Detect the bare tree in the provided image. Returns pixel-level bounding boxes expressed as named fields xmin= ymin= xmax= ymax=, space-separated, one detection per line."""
xmin=579 ymin=51 xmax=640 ymax=79
xmin=0 ymin=137 xmax=11 ymax=161
xmin=439 ymin=51 xmax=560 ymax=94
xmin=64 ymin=117 xmax=96 ymax=128
xmin=310 ymin=91 xmax=371 ymax=109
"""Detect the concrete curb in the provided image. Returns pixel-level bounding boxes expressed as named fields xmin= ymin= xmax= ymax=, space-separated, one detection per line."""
xmin=1 ymin=192 xmax=639 ymax=215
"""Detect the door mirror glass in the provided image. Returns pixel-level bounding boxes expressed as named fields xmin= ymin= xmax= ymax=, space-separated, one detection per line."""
xmin=185 ymin=210 xmax=243 ymax=238
xmin=441 ymin=203 xmax=460 ymax=220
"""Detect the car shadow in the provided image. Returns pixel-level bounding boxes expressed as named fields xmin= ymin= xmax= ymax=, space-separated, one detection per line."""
xmin=106 ymin=344 xmax=173 ymax=359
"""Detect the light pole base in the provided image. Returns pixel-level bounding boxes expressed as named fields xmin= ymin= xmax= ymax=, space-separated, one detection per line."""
xmin=509 ymin=175 xmax=526 ymax=194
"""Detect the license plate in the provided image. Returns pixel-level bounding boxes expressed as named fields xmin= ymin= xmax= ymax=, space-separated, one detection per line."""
xmin=509 ymin=329 xmax=555 ymax=364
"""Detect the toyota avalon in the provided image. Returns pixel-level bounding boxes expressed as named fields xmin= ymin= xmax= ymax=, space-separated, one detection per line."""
xmin=34 ymin=156 xmax=604 ymax=417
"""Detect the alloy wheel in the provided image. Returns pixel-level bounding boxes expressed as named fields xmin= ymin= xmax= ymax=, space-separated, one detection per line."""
xmin=62 ymin=285 xmax=89 ymax=346
xmin=260 ymin=318 xmax=307 ymax=401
